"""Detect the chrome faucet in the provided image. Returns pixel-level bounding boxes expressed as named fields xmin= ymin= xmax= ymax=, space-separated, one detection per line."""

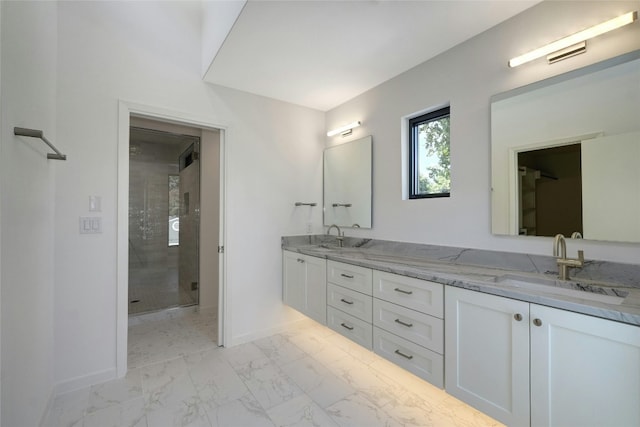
xmin=553 ymin=233 xmax=584 ymax=280
xmin=327 ymin=224 xmax=344 ymax=247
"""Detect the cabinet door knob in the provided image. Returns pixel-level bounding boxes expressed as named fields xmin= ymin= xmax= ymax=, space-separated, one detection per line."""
xmin=514 ymin=313 xmax=523 ymax=321
xmin=533 ymin=318 xmax=542 ymax=327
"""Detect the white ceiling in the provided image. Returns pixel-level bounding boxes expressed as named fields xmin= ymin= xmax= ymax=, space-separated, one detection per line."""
xmin=203 ymin=0 xmax=540 ymax=111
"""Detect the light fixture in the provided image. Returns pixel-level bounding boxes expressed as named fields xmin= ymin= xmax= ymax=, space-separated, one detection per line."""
xmin=327 ymin=121 xmax=361 ymax=137
xmin=508 ymin=10 xmax=638 ymax=68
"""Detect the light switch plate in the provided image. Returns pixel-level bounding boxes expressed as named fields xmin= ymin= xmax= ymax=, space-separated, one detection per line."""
xmin=80 ymin=216 xmax=102 ymax=234
xmin=89 ymin=196 xmax=102 ymax=212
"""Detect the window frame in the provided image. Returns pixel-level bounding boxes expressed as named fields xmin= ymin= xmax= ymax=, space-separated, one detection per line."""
xmin=408 ymin=106 xmax=451 ymax=199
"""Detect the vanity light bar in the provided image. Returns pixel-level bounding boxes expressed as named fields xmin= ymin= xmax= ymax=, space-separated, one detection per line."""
xmin=327 ymin=121 xmax=361 ymax=137
xmin=508 ymin=10 xmax=637 ymax=68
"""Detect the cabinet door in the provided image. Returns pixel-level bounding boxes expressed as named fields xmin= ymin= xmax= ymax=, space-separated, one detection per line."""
xmin=327 ymin=283 xmax=373 ymax=323
xmin=373 ymin=298 xmax=443 ymax=354
xmin=373 ymin=271 xmax=443 ymax=318
xmin=373 ymin=326 xmax=444 ymax=388
xmin=304 ymin=255 xmax=327 ymax=325
xmin=445 ymin=287 xmax=530 ymax=427
xmin=283 ymin=251 xmax=305 ymax=313
xmin=530 ymin=305 xmax=640 ymax=427
xmin=327 ymin=306 xmax=373 ymax=350
xmin=327 ymin=260 xmax=373 ymax=295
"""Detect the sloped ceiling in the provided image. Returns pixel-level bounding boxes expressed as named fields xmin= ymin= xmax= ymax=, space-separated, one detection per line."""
xmin=203 ymin=1 xmax=540 ymax=111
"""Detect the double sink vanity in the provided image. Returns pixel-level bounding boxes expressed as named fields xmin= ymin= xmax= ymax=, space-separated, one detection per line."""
xmin=294 ymin=49 xmax=640 ymax=426
xmin=282 ymin=235 xmax=640 ymax=427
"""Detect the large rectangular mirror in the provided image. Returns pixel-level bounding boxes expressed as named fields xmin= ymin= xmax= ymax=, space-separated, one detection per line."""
xmin=324 ymin=135 xmax=372 ymax=228
xmin=491 ymin=50 xmax=640 ymax=243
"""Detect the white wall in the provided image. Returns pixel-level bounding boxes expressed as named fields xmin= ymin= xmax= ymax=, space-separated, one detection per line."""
xmin=201 ymin=0 xmax=246 ymax=77
xmin=326 ymin=0 xmax=640 ymax=264
xmin=0 ymin=2 xmax=57 ymax=426
xmin=53 ymin=0 xmax=324 ymax=390
xmin=1 ymin=4 xmax=3 ymax=422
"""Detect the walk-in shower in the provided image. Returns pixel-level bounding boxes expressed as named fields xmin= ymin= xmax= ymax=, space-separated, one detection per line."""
xmin=128 ymin=126 xmax=201 ymax=315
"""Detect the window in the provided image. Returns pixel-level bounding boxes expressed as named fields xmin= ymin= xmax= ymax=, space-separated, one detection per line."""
xmin=168 ymin=174 xmax=180 ymax=246
xmin=409 ymin=106 xmax=451 ymax=199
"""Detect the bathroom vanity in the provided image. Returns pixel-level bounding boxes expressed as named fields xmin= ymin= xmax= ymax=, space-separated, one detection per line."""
xmin=282 ymin=236 xmax=640 ymax=427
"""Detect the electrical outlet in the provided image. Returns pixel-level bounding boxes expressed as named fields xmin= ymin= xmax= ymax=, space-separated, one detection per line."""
xmin=306 ymin=222 xmax=313 ymax=234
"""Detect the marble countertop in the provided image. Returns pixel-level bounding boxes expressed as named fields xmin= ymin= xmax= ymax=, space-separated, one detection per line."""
xmin=282 ymin=238 xmax=640 ymax=327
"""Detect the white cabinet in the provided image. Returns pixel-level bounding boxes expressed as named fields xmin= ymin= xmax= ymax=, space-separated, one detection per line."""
xmin=327 ymin=260 xmax=372 ymax=295
xmin=446 ymin=286 xmax=640 ymax=427
xmin=530 ymin=304 xmax=640 ymax=427
xmin=445 ymin=286 xmax=530 ymax=426
xmin=373 ymin=270 xmax=443 ymax=317
xmin=372 ymin=271 xmax=445 ymax=388
xmin=327 ymin=283 xmax=372 ymax=322
xmin=326 ymin=260 xmax=373 ymax=349
xmin=327 ymin=306 xmax=373 ymax=349
xmin=282 ymin=251 xmax=327 ymax=325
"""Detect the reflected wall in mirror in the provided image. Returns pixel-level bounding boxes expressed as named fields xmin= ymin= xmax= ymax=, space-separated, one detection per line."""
xmin=491 ymin=50 xmax=640 ymax=243
xmin=324 ymin=135 xmax=372 ymax=228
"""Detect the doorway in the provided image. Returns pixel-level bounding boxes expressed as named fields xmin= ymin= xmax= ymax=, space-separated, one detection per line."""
xmin=117 ymin=104 xmax=226 ymax=377
xmin=128 ymin=124 xmax=201 ymax=314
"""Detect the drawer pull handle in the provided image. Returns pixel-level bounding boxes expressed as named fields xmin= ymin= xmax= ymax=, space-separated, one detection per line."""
xmin=394 ymin=318 xmax=413 ymax=328
xmin=394 ymin=287 xmax=413 ymax=295
xmin=340 ymin=322 xmax=354 ymax=331
xmin=340 ymin=273 xmax=354 ymax=279
xmin=297 ymin=258 xmax=305 ymax=263
xmin=340 ymin=298 xmax=354 ymax=305
xmin=394 ymin=349 xmax=413 ymax=360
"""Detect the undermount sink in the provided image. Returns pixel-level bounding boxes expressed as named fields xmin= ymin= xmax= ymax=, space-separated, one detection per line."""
xmin=494 ymin=274 xmax=628 ymax=305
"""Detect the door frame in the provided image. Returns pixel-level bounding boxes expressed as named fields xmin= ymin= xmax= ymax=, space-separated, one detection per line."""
xmin=117 ymin=101 xmax=228 ymax=377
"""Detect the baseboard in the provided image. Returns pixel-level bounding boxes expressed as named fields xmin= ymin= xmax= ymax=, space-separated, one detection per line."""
xmin=228 ymin=317 xmax=310 ymax=347
xmin=53 ymin=367 xmax=117 ymax=396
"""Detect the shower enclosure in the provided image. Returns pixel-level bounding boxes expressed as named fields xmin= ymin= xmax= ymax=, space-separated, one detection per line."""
xmin=128 ymin=126 xmax=200 ymax=315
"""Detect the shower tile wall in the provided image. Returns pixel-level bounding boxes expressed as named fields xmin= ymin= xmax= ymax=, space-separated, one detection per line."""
xmin=129 ymin=140 xmax=196 ymax=314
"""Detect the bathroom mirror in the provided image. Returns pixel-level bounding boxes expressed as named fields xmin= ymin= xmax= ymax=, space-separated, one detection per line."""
xmin=491 ymin=50 xmax=640 ymax=243
xmin=324 ymin=135 xmax=372 ymax=228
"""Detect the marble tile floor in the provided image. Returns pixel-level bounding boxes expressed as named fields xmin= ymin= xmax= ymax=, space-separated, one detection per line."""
xmin=45 ymin=308 xmax=503 ymax=427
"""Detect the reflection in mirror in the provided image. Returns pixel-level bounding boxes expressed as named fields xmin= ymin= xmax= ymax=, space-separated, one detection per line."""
xmin=323 ymin=135 xmax=372 ymax=228
xmin=491 ymin=50 xmax=640 ymax=243
xmin=517 ymin=144 xmax=582 ymax=237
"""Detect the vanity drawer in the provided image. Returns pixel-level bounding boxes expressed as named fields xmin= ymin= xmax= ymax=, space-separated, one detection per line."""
xmin=373 ymin=298 xmax=443 ymax=354
xmin=327 ymin=283 xmax=373 ymax=323
xmin=328 ymin=261 xmax=373 ymax=295
xmin=373 ymin=326 xmax=444 ymax=388
xmin=373 ymin=271 xmax=443 ymax=318
xmin=327 ymin=306 xmax=373 ymax=350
